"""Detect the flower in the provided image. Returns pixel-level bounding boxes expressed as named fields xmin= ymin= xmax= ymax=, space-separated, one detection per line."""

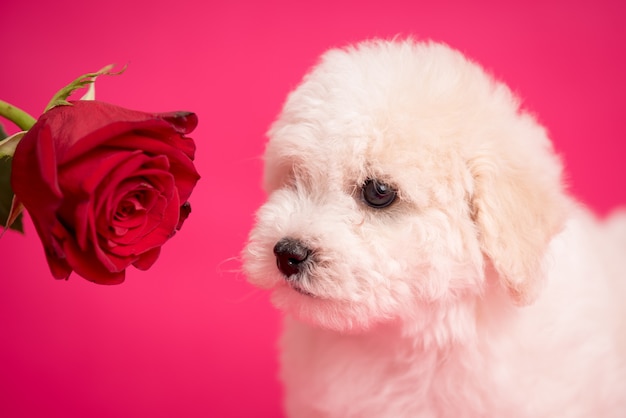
xmin=0 ymin=67 xmax=200 ymax=284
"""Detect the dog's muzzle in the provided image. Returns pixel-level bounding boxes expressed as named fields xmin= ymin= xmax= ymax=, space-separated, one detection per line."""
xmin=273 ymin=237 xmax=311 ymax=279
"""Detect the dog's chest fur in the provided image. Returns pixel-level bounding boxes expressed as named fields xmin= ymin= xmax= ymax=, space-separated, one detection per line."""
xmin=280 ymin=318 xmax=512 ymax=418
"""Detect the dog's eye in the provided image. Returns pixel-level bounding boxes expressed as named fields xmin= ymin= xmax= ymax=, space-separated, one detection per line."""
xmin=361 ymin=179 xmax=397 ymax=208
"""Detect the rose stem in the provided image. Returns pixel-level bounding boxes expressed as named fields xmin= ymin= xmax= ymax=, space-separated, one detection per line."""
xmin=0 ymin=100 xmax=37 ymax=131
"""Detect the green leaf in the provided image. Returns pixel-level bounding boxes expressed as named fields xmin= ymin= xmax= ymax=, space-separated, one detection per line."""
xmin=0 ymin=155 xmax=24 ymax=234
xmin=44 ymin=64 xmax=127 ymax=112
xmin=0 ymin=124 xmax=7 ymax=141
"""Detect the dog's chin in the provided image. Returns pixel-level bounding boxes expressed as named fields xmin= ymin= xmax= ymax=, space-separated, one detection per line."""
xmin=286 ymin=280 xmax=316 ymax=298
xmin=270 ymin=285 xmax=382 ymax=334
xmin=273 ymin=280 xmax=319 ymax=301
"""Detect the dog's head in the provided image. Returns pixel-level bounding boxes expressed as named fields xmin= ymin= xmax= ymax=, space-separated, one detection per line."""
xmin=244 ymin=39 xmax=568 ymax=336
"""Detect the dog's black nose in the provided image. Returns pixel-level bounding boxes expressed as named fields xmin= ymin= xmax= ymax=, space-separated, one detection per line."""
xmin=273 ymin=238 xmax=310 ymax=278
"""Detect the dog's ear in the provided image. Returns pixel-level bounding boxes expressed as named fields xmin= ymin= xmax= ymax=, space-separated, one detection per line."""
xmin=468 ymin=115 xmax=569 ymax=306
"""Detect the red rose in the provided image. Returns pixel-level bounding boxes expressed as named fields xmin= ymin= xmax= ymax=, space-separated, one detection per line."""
xmin=11 ymin=100 xmax=200 ymax=284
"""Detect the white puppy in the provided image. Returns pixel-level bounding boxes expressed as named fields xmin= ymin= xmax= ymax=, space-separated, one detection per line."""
xmin=243 ymin=39 xmax=626 ymax=417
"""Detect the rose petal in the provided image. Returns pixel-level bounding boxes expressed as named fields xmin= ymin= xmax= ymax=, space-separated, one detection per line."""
xmin=62 ymin=153 xmax=170 ymax=271
xmin=83 ymin=155 xmax=178 ymax=268
xmin=41 ymin=222 xmax=74 ymax=280
xmin=62 ymin=236 xmax=126 ymax=284
xmin=99 ymin=183 xmax=166 ymax=247
xmin=95 ymin=189 xmax=172 ymax=268
xmin=159 ymin=111 xmax=198 ymax=135
xmin=96 ymin=190 xmax=173 ymax=272
xmin=90 ymin=154 xmax=168 ymax=224
xmin=55 ymin=103 xmax=198 ymax=164
xmin=94 ymin=155 xmax=171 ymax=214
xmin=132 ymin=246 xmax=161 ymax=271
xmin=28 ymin=101 xmax=196 ymax=164
xmin=105 ymin=135 xmax=199 ymax=202
xmin=94 ymin=165 xmax=175 ymax=245
xmin=102 ymin=188 xmax=177 ymax=257
xmin=11 ymin=125 xmax=64 ymax=251
xmin=42 ymin=219 xmax=125 ymax=283
xmin=57 ymin=149 xmax=143 ymax=249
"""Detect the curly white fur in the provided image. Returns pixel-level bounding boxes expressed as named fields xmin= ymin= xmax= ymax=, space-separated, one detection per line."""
xmin=243 ymin=39 xmax=626 ymax=417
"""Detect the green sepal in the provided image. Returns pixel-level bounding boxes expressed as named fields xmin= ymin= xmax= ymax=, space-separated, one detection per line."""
xmin=44 ymin=64 xmax=126 ymax=112
xmin=0 ymin=131 xmax=26 ymax=233
xmin=0 ymin=154 xmax=24 ymax=234
xmin=0 ymin=131 xmax=25 ymax=159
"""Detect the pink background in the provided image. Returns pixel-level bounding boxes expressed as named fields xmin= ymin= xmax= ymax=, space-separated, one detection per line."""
xmin=1 ymin=1 xmax=625 ymax=417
